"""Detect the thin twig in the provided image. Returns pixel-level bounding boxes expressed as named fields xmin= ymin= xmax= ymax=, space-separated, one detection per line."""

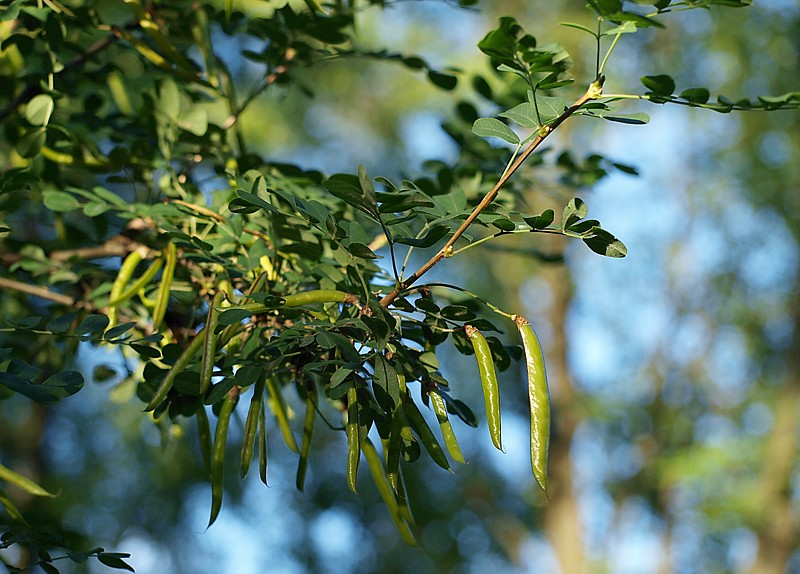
xmin=0 ymin=276 xmax=77 ymax=307
xmin=0 ymin=235 xmax=139 ymax=265
xmin=379 ymin=78 xmax=604 ymax=308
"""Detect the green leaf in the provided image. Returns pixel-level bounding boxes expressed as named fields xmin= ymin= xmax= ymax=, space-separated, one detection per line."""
xmin=478 ymin=16 xmax=521 ymax=63
xmin=83 ymin=202 xmax=109 ymax=217
xmin=159 ymin=78 xmax=181 ymax=122
xmin=347 ymin=242 xmax=380 ymax=259
xmin=499 ymin=102 xmax=540 ymax=129
xmin=560 ymin=21 xmax=599 ymax=38
xmin=103 ymin=322 xmax=136 ymax=340
xmin=76 ymin=314 xmax=110 ymax=339
xmin=641 ymin=74 xmax=675 ymax=96
xmin=394 ymin=225 xmax=450 ymax=248
xmin=16 ymin=128 xmax=46 ymax=157
xmin=533 ymin=95 xmax=568 ymax=125
xmin=523 ymin=209 xmax=555 ymax=230
xmin=234 ymin=189 xmax=278 ymax=213
xmin=46 ymin=313 xmax=75 ymax=334
xmin=0 ymin=463 xmax=55 ymax=497
xmin=428 ymin=70 xmax=457 ymax=90
xmin=218 ymin=309 xmax=253 ymax=326
xmin=472 ymin=118 xmax=519 ymax=144
xmin=583 ymin=227 xmax=627 ymax=258
xmin=561 ymin=198 xmax=588 ymax=229
xmin=25 ymin=94 xmax=54 ymax=126
xmin=0 ymin=371 xmax=84 ymax=404
xmin=679 ymin=87 xmax=710 ymax=104
xmin=178 ymin=109 xmax=208 ymax=136
xmin=43 ymin=190 xmax=80 ymax=212
xmin=602 ymin=21 xmax=638 ymax=36
xmin=97 ymin=552 xmax=135 ymax=572
xmin=608 ymin=11 xmax=664 ymax=28
xmin=593 ymin=111 xmax=650 ymax=125
xmin=491 ymin=217 xmax=516 ymax=232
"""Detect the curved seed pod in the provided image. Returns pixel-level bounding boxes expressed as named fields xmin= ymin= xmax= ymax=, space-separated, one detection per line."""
xmin=152 ymin=241 xmax=177 ymax=330
xmin=145 ymin=329 xmax=206 ymax=411
xmin=196 ymin=404 xmax=212 ymax=476
xmin=108 ymin=257 xmax=163 ymax=307
xmin=362 ymin=438 xmax=416 ymax=545
xmin=514 ymin=314 xmax=550 ymax=495
xmin=258 ymin=396 xmax=268 ymax=485
xmin=345 ymin=385 xmax=360 ymax=494
xmin=240 ymin=377 xmax=264 ymax=479
xmin=107 ymin=248 xmax=145 ymax=329
xmin=465 ymin=324 xmax=503 ymax=452
xmin=265 ymin=377 xmax=300 ymax=453
xmin=404 ymin=393 xmax=451 ymax=471
xmin=199 ymin=291 xmax=225 ymax=395
xmin=295 ymin=387 xmax=316 ymax=491
xmin=429 ymin=389 xmax=465 ymax=464
xmin=209 ymin=386 xmax=238 ymax=527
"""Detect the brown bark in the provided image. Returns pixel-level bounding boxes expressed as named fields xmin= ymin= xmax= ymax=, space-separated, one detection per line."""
xmin=743 ymin=285 xmax=800 ymax=574
xmin=542 ymin=264 xmax=586 ymax=574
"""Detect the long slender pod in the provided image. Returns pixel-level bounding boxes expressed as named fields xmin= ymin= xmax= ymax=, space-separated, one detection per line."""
xmin=152 ymin=241 xmax=177 ymax=330
xmin=362 ymin=438 xmax=416 ymax=545
xmin=296 ymin=386 xmax=316 ymax=491
xmin=514 ymin=314 xmax=550 ymax=495
xmin=429 ymin=389 xmax=465 ymax=464
xmin=107 ymin=248 xmax=145 ymax=329
xmin=240 ymin=377 xmax=265 ymax=479
xmin=465 ymin=324 xmax=503 ymax=452
xmin=345 ymin=384 xmax=361 ymax=493
xmin=265 ymin=376 xmax=300 ymax=453
xmin=199 ymin=291 xmax=224 ymax=395
xmin=209 ymin=386 xmax=238 ymax=527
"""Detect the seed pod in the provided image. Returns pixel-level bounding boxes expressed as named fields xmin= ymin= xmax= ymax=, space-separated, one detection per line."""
xmin=145 ymin=330 xmax=206 ymax=411
xmin=404 ymin=393 xmax=451 ymax=471
xmin=265 ymin=376 xmax=299 ymax=454
xmin=199 ymin=291 xmax=225 ymax=396
xmin=514 ymin=314 xmax=550 ymax=495
xmin=196 ymin=404 xmax=212 ymax=476
xmin=295 ymin=388 xmax=316 ymax=491
xmin=362 ymin=438 xmax=417 ymax=545
xmin=209 ymin=386 xmax=238 ymax=527
xmin=258 ymin=396 xmax=268 ymax=486
xmin=240 ymin=377 xmax=264 ymax=479
xmin=152 ymin=241 xmax=177 ymax=330
xmin=345 ymin=385 xmax=361 ymax=493
xmin=465 ymin=324 xmax=503 ymax=452
xmin=429 ymin=389 xmax=465 ymax=464
xmin=107 ymin=248 xmax=145 ymax=329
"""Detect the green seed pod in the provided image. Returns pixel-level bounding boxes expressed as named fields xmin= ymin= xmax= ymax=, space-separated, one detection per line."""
xmin=107 ymin=248 xmax=145 ymax=329
xmin=209 ymin=386 xmax=238 ymax=527
xmin=152 ymin=241 xmax=177 ymax=330
xmin=345 ymin=385 xmax=361 ymax=494
xmin=429 ymin=389 xmax=465 ymax=464
xmin=514 ymin=314 xmax=550 ymax=495
xmin=465 ymin=324 xmax=503 ymax=452
xmin=240 ymin=378 xmax=264 ymax=479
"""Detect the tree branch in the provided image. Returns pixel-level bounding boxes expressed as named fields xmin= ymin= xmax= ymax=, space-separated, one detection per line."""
xmin=0 ymin=277 xmax=77 ymax=307
xmin=0 ymin=235 xmax=136 ymax=265
xmin=379 ymin=78 xmax=604 ymax=307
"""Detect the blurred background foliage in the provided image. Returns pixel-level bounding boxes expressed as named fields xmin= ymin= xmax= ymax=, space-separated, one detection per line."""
xmin=1 ymin=0 xmax=799 ymax=573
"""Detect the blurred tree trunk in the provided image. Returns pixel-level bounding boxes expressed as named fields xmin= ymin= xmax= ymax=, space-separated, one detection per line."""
xmin=743 ymin=286 xmax=800 ymax=574
xmin=542 ymin=264 xmax=586 ymax=574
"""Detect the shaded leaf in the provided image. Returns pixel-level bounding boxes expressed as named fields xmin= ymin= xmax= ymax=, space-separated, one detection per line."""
xmin=472 ymin=118 xmax=519 ymax=144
